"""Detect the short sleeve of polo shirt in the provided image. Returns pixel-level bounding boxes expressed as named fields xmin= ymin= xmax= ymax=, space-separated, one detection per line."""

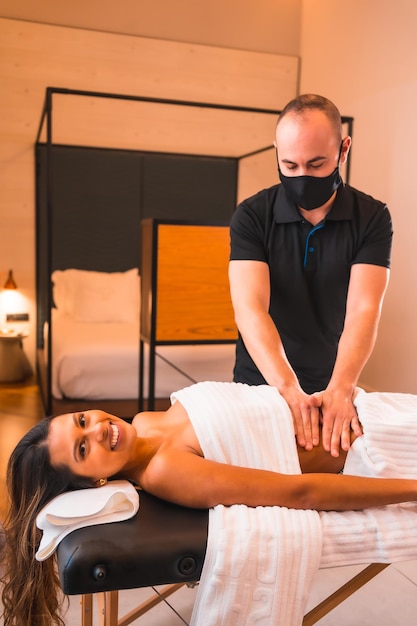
xmin=229 ymin=188 xmax=276 ymax=262
xmin=350 ymin=198 xmax=393 ymax=268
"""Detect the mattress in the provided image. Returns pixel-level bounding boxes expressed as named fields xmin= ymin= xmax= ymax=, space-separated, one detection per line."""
xmin=50 ymin=309 xmax=235 ymax=400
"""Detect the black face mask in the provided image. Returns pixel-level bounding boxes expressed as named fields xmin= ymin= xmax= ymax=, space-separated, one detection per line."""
xmin=277 ymin=143 xmax=343 ymax=211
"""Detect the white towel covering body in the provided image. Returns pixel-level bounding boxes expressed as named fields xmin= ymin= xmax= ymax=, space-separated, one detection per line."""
xmin=171 ymin=382 xmax=322 ymax=626
xmin=171 ymin=382 xmax=417 ymax=626
xmin=319 ymin=389 xmax=417 ymax=568
xmin=36 ymin=479 xmax=139 ymax=561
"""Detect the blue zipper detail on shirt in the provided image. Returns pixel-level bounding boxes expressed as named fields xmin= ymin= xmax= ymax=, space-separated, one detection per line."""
xmin=303 ymin=223 xmax=325 ymax=267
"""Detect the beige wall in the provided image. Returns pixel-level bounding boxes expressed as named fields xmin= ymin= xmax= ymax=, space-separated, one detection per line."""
xmin=300 ymin=0 xmax=417 ymax=392
xmin=0 ymin=10 xmax=299 ymax=370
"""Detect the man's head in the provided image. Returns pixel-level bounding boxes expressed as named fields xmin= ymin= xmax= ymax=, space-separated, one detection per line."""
xmin=274 ymin=94 xmax=351 ymax=211
xmin=277 ymin=94 xmax=343 ymax=140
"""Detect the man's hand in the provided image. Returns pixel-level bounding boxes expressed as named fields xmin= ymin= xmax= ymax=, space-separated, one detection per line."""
xmin=279 ymin=385 xmax=322 ymax=450
xmin=319 ymin=388 xmax=363 ymax=457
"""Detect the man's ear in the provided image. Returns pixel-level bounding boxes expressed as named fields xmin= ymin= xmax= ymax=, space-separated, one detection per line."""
xmin=341 ymin=136 xmax=352 ymax=164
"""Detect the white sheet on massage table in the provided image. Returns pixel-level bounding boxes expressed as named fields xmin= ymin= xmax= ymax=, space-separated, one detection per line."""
xmin=50 ymin=310 xmax=235 ymax=399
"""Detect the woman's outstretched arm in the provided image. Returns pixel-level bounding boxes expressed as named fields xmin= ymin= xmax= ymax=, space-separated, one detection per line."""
xmin=140 ymin=449 xmax=417 ymax=510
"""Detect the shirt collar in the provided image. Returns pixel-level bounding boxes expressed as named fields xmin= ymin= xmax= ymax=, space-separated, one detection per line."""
xmin=273 ymin=183 xmax=354 ymax=223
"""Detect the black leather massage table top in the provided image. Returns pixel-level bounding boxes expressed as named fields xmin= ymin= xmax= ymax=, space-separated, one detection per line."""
xmin=56 ymin=491 xmax=208 ymax=595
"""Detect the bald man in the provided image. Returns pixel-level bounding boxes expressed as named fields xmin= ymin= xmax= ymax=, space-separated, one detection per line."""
xmin=229 ymin=94 xmax=392 ymax=458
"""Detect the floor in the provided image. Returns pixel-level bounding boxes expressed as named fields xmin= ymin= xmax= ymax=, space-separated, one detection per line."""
xmin=0 ymin=377 xmax=42 ymax=522
xmin=2 ymin=380 xmax=417 ymax=625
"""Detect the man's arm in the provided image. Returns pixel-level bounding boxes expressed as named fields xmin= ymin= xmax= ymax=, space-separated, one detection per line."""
xmin=321 ymin=263 xmax=390 ymax=457
xmin=229 ymin=259 xmax=321 ymax=449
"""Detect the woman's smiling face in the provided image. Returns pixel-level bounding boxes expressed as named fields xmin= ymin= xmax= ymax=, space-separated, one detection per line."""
xmin=47 ymin=410 xmax=139 ymax=481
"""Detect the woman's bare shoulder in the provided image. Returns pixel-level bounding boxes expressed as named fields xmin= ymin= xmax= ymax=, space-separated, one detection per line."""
xmin=133 ymin=401 xmax=203 ymax=457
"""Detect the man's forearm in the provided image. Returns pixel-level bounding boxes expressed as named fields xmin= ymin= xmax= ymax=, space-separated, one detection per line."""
xmin=329 ymin=263 xmax=390 ymax=393
xmin=327 ymin=310 xmax=380 ymax=393
xmin=236 ymin=309 xmax=299 ymax=390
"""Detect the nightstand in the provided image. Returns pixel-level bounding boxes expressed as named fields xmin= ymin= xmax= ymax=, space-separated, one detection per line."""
xmin=0 ymin=330 xmax=32 ymax=382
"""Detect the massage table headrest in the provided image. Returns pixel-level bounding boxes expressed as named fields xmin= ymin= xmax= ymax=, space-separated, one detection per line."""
xmin=56 ymin=491 xmax=208 ymax=595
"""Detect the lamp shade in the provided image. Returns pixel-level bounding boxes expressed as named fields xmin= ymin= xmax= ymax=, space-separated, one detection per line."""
xmin=3 ymin=270 xmax=17 ymax=290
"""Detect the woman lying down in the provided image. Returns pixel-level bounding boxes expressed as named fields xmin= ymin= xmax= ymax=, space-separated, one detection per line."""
xmin=2 ymin=381 xmax=417 ymax=626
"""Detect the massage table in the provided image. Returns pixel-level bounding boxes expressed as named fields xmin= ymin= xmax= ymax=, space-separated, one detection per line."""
xmin=56 ymin=491 xmax=389 ymax=626
xmin=56 ymin=384 xmax=417 ymax=625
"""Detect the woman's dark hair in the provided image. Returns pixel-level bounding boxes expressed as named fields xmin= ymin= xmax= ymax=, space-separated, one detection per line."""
xmin=1 ymin=416 xmax=95 ymax=625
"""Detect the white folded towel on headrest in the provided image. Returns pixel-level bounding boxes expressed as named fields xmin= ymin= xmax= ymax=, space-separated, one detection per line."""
xmin=36 ymin=480 xmax=139 ymax=561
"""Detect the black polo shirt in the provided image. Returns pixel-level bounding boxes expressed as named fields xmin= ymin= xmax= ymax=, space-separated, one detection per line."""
xmin=230 ymin=183 xmax=393 ymax=393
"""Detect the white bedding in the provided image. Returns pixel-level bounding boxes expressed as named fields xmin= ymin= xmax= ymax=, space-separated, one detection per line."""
xmin=50 ymin=309 xmax=235 ymax=400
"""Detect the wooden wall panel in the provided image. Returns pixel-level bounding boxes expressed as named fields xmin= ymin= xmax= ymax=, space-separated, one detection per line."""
xmin=0 ymin=17 xmax=298 ymax=367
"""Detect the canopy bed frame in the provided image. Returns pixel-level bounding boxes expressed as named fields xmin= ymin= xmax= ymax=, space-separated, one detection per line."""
xmin=35 ymin=87 xmax=353 ymax=417
xmin=34 ymin=87 xmax=277 ymax=416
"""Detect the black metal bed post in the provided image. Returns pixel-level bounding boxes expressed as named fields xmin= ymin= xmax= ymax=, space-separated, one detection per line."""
xmin=41 ymin=86 xmax=283 ymax=116
xmin=34 ymin=87 xmax=54 ymax=415
xmin=147 ymin=219 xmax=159 ymax=411
xmin=45 ymin=87 xmax=53 ymax=416
xmin=34 ymin=93 xmax=48 ymax=413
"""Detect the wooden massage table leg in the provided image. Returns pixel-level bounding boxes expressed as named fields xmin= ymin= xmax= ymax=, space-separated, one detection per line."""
xmin=80 ymin=565 xmax=389 ymax=625
xmin=302 ymin=563 xmax=390 ymax=625
xmin=82 ymin=583 xmax=187 ymax=626
xmin=81 ymin=593 xmax=93 ymax=626
xmin=79 ymin=565 xmax=389 ymax=626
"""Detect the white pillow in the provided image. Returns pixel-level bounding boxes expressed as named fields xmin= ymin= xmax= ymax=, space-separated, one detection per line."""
xmin=51 ymin=268 xmax=140 ymax=323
